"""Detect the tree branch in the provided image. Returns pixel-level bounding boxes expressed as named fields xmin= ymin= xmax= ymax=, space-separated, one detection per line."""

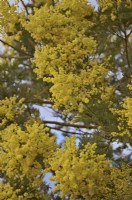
xmin=24 ymin=99 xmax=53 ymax=105
xmin=7 ymin=0 xmax=11 ymax=7
xmin=0 ymin=54 xmax=31 ymax=60
xmin=0 ymin=39 xmax=31 ymax=56
xmin=124 ymin=31 xmax=131 ymax=68
xmin=43 ymin=120 xmax=95 ymax=129
xmin=52 ymin=0 xmax=55 ymax=6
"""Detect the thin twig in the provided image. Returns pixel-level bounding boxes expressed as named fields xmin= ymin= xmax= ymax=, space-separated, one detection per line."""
xmin=20 ymin=0 xmax=29 ymax=15
xmin=48 ymin=126 xmax=83 ymax=135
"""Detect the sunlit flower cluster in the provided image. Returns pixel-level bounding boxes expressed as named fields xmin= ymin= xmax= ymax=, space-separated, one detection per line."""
xmin=0 ymin=96 xmax=24 ymax=128
xmin=111 ymin=82 xmax=132 ymax=137
xmin=23 ymin=0 xmax=113 ymax=112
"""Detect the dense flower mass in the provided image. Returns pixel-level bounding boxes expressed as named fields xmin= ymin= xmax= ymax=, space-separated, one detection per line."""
xmin=0 ymin=0 xmax=132 ymax=199
xmin=1 ymin=122 xmax=56 ymax=178
xmin=23 ymin=0 xmax=112 ymax=112
xmin=0 ymin=97 xmax=57 ymax=199
xmin=47 ymin=137 xmax=132 ymax=200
